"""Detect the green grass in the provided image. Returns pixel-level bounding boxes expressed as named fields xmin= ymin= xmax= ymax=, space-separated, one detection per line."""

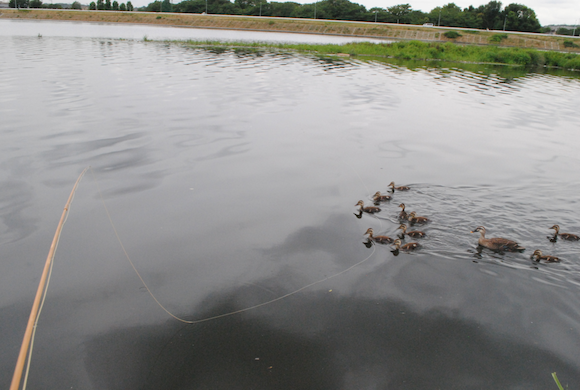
xmin=552 ymin=372 xmax=566 ymax=390
xmin=178 ymin=40 xmax=580 ymax=71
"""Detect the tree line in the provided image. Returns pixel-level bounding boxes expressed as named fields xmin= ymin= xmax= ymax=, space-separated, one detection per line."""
xmin=142 ymin=0 xmax=543 ymax=32
xmin=88 ymin=0 xmax=134 ymax=10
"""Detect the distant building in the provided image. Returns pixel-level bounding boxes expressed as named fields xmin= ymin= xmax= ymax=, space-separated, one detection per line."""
xmin=0 ymin=1 xmax=10 ymax=8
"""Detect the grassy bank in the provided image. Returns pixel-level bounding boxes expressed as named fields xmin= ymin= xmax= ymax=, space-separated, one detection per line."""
xmin=2 ymin=8 xmax=579 ymax=70
xmin=181 ymin=40 xmax=580 ymax=71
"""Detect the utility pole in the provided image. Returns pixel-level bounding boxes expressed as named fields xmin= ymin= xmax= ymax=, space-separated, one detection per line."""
xmin=438 ymin=8 xmax=441 ymax=26
xmin=503 ymin=13 xmax=507 ymax=30
xmin=375 ymin=10 xmax=377 ymax=22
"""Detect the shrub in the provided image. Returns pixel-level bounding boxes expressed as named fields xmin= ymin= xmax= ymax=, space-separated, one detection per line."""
xmin=443 ymin=31 xmax=462 ymax=39
xmin=489 ymin=33 xmax=508 ymax=43
xmin=563 ymin=40 xmax=579 ymax=48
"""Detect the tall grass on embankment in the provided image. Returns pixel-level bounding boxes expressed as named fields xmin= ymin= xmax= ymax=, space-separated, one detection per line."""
xmin=182 ymin=40 xmax=580 ymax=71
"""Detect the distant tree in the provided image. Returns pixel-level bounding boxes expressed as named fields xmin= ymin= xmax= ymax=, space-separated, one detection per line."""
xmin=144 ymin=0 xmax=161 ymax=10
xmin=97 ymin=0 xmax=104 ymax=9
xmin=71 ymin=0 xmax=82 ymax=8
xmin=126 ymin=0 xmax=133 ymax=10
xmin=479 ymin=0 xmax=502 ymax=29
xmin=105 ymin=0 xmax=111 ymax=9
xmin=119 ymin=1 xmax=126 ymax=9
xmin=501 ymin=4 xmax=540 ymax=32
xmin=29 ymin=0 xmax=42 ymax=7
xmin=269 ymin=1 xmax=299 ymax=17
xmin=161 ymin=0 xmax=171 ymax=11
xmin=89 ymin=1 xmax=96 ymax=8
xmin=556 ymin=27 xmax=573 ymax=35
xmin=9 ymin=0 xmax=28 ymax=7
xmin=388 ymin=3 xmax=412 ymax=23
xmin=112 ymin=0 xmax=119 ymax=9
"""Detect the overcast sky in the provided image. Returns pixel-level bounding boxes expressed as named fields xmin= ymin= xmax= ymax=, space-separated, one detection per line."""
xmin=129 ymin=0 xmax=580 ymax=27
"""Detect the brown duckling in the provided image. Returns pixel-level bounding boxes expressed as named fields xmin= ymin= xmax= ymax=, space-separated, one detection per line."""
xmin=392 ymin=238 xmax=420 ymax=251
xmin=397 ymin=224 xmax=426 ymax=238
xmin=389 ymin=182 xmax=410 ymax=191
xmin=373 ymin=191 xmax=392 ymax=202
xmin=549 ymin=225 xmax=580 ymax=241
xmin=365 ymin=228 xmax=394 ymax=244
xmin=531 ymin=249 xmax=560 ymax=263
xmin=355 ymin=200 xmax=381 ymax=214
xmin=398 ymin=203 xmax=408 ymax=220
xmin=471 ymin=226 xmax=525 ymax=252
xmin=407 ymin=211 xmax=430 ymax=224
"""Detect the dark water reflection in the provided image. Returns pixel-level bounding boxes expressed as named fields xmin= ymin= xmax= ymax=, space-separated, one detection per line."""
xmin=2 ymin=31 xmax=580 ymax=389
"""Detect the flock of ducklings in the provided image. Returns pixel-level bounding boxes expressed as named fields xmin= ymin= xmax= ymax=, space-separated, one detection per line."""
xmin=356 ymin=182 xmax=579 ymax=262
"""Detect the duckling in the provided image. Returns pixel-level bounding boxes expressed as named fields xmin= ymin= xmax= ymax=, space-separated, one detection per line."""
xmin=373 ymin=191 xmax=392 ymax=202
xmin=398 ymin=203 xmax=408 ymax=220
xmin=389 ymin=182 xmax=410 ymax=192
xmin=397 ymin=224 xmax=426 ymax=238
xmin=531 ymin=249 xmax=560 ymax=263
xmin=392 ymin=238 xmax=420 ymax=251
xmin=365 ymin=228 xmax=394 ymax=244
xmin=549 ymin=225 xmax=580 ymax=241
xmin=407 ymin=211 xmax=430 ymax=224
xmin=355 ymin=200 xmax=381 ymax=214
xmin=470 ymin=226 xmax=525 ymax=252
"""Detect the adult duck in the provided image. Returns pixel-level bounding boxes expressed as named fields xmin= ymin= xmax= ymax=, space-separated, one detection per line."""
xmin=407 ymin=211 xmax=430 ymax=224
xmin=373 ymin=191 xmax=392 ymax=202
xmin=531 ymin=249 xmax=560 ymax=263
xmin=365 ymin=228 xmax=394 ymax=244
xmin=549 ymin=225 xmax=580 ymax=241
xmin=355 ymin=200 xmax=381 ymax=214
xmin=392 ymin=238 xmax=420 ymax=251
xmin=397 ymin=224 xmax=426 ymax=238
xmin=470 ymin=226 xmax=525 ymax=252
xmin=389 ymin=182 xmax=410 ymax=192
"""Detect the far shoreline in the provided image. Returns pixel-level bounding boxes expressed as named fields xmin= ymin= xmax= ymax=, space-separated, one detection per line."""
xmin=1 ymin=8 xmax=580 ymax=53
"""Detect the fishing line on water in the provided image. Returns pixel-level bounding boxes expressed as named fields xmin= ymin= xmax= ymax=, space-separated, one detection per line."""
xmin=90 ymin=167 xmax=378 ymax=325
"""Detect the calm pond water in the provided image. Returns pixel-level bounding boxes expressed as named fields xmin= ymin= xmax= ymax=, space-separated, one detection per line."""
xmin=2 ymin=20 xmax=580 ymax=390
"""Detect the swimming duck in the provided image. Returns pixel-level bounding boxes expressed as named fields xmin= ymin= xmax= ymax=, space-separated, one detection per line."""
xmin=365 ymin=228 xmax=394 ymax=244
xmin=355 ymin=200 xmax=381 ymax=214
xmin=392 ymin=238 xmax=420 ymax=251
xmin=389 ymin=182 xmax=410 ymax=191
xmin=470 ymin=226 xmax=525 ymax=252
xmin=373 ymin=191 xmax=392 ymax=202
xmin=398 ymin=203 xmax=408 ymax=220
xmin=549 ymin=225 xmax=580 ymax=241
xmin=407 ymin=211 xmax=430 ymax=224
xmin=531 ymin=249 xmax=560 ymax=263
xmin=397 ymin=224 xmax=426 ymax=238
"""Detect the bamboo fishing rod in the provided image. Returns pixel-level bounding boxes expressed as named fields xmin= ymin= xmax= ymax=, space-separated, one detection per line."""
xmin=10 ymin=167 xmax=88 ymax=390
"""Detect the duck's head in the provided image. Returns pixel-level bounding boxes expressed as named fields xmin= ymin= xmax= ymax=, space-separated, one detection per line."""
xmin=532 ymin=249 xmax=543 ymax=257
xmin=373 ymin=191 xmax=382 ymax=198
xmin=471 ymin=226 xmax=486 ymax=234
xmin=549 ymin=225 xmax=560 ymax=233
xmin=365 ymin=228 xmax=374 ymax=236
xmin=355 ymin=200 xmax=364 ymax=207
xmin=408 ymin=211 xmax=417 ymax=219
xmin=392 ymin=239 xmax=402 ymax=248
xmin=397 ymin=224 xmax=407 ymax=232
xmin=388 ymin=182 xmax=396 ymax=188
xmin=398 ymin=203 xmax=405 ymax=210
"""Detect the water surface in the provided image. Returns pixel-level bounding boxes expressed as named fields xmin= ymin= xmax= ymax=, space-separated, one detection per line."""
xmin=1 ymin=22 xmax=580 ymax=389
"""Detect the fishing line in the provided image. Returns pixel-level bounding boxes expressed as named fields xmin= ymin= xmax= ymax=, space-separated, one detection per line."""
xmin=90 ymin=167 xmax=378 ymax=325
